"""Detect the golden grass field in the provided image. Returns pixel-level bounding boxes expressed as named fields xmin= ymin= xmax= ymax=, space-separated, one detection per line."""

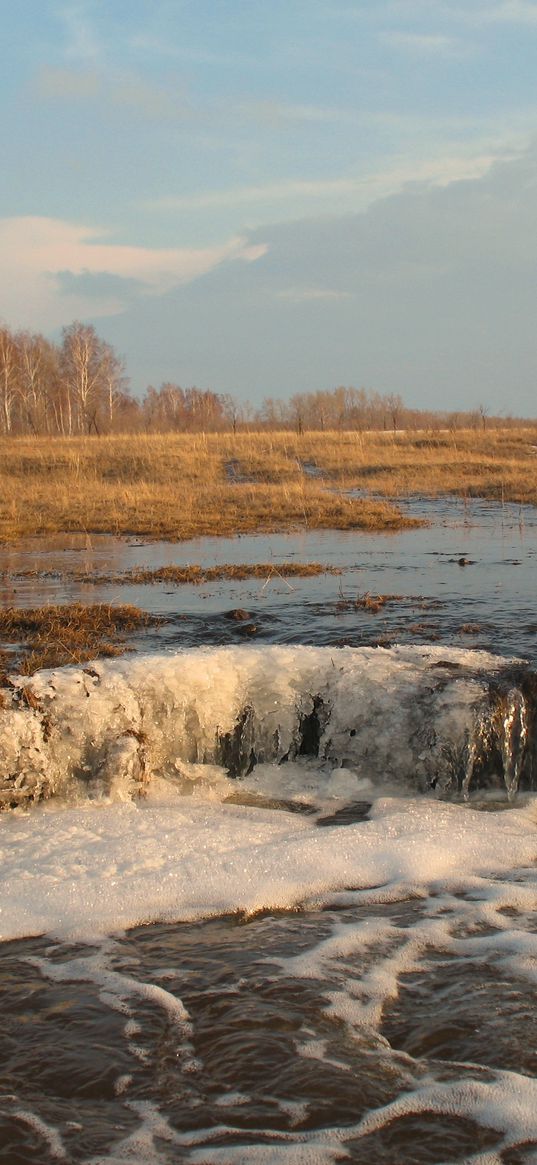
xmin=1 ymin=426 xmax=536 ymax=543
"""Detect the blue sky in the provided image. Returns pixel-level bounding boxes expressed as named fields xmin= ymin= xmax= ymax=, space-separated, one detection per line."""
xmin=2 ymin=1 xmax=537 ymax=412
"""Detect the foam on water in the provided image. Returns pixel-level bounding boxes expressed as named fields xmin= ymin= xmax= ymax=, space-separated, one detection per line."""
xmin=2 ymin=790 xmax=537 ymax=943
xmin=8 ymin=1109 xmax=68 ymax=1161
xmin=356 ymin=1072 xmax=537 ymax=1162
xmin=4 ymin=643 xmax=537 ymax=1161
xmin=4 ymin=792 xmax=537 ymax=1160
xmin=84 ymin=1103 xmax=352 ymax=1165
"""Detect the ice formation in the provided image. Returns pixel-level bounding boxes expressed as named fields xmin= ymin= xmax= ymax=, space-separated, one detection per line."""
xmin=0 ymin=644 xmax=536 ymax=810
xmin=2 ymin=643 xmax=537 ymax=1163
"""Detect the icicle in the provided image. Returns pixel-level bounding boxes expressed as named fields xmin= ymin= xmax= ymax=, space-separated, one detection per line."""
xmin=0 ymin=646 xmax=535 ymax=810
xmin=499 ymin=689 xmax=529 ymax=799
xmin=462 ymin=729 xmax=479 ymax=801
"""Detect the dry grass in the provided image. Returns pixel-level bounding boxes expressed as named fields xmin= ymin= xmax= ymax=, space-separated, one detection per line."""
xmin=9 ymin=562 xmax=341 ymax=586
xmin=353 ymin=592 xmax=402 ymax=613
xmin=0 ymin=603 xmax=159 ymax=676
xmin=0 ymin=427 xmax=536 ymax=543
xmin=334 ymin=592 xmax=406 ymax=614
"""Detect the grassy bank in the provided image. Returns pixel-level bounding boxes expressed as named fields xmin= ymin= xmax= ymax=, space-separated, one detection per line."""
xmin=0 ymin=603 xmax=159 ymax=677
xmin=0 ymin=427 xmax=535 ymax=542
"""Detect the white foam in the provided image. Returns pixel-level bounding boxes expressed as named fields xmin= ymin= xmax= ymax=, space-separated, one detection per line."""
xmin=86 ymin=1099 xmax=177 ymax=1165
xmin=1 ymin=793 xmax=537 ymax=943
xmin=113 ymin=1074 xmax=132 ymax=1097
xmin=85 ymin=1100 xmax=348 ymax=1165
xmin=10 ymin=1108 xmax=68 ymax=1160
xmin=187 ymin=1145 xmax=350 ymax=1164
xmin=356 ymin=1071 xmax=537 ymax=1156
xmin=29 ymin=949 xmax=191 ymax=1029
xmin=214 ymin=1092 xmax=251 ymax=1108
xmin=241 ymin=761 xmax=374 ymax=807
xmin=2 ymin=644 xmax=537 ymax=1163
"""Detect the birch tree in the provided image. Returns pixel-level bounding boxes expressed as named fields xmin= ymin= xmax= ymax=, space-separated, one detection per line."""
xmin=0 ymin=326 xmax=20 ymax=434
xmin=60 ymin=322 xmax=125 ymax=434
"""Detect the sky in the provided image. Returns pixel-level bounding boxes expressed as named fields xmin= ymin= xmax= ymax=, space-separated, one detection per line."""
xmin=2 ymin=1 xmax=537 ymax=413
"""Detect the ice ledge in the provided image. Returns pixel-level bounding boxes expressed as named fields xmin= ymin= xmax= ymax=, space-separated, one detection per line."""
xmin=1 ymin=644 xmax=535 ymax=810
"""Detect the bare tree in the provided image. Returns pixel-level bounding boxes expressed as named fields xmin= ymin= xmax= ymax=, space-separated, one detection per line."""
xmin=17 ymin=331 xmax=60 ymax=434
xmin=386 ymin=392 xmax=404 ymax=434
xmin=60 ymin=322 xmax=126 ymax=434
xmin=0 ymin=326 xmax=20 ymax=434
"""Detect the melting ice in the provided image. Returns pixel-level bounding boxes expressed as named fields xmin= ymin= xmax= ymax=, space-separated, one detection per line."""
xmin=1 ymin=643 xmax=537 ymax=944
xmin=1 ymin=644 xmax=536 ymax=810
xmin=3 ymin=644 xmax=537 ymax=1162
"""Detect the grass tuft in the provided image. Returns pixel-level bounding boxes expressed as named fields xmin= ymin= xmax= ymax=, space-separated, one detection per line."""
xmin=0 ymin=603 xmax=159 ymax=677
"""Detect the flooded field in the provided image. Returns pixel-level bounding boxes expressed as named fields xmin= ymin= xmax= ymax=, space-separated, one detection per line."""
xmin=1 ymin=496 xmax=535 ymax=661
xmin=2 ymin=497 xmax=537 ymax=1163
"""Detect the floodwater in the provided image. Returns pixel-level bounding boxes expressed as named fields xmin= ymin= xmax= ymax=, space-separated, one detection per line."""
xmin=1 ymin=496 xmax=536 ymax=661
xmin=2 ymin=497 xmax=537 ymax=1163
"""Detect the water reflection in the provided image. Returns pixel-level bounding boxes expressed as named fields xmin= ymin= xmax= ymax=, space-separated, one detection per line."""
xmin=1 ymin=497 xmax=535 ymax=663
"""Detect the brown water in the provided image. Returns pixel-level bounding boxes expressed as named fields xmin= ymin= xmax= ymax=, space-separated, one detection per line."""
xmin=2 ymin=498 xmax=537 ymax=1163
xmin=2 ymin=893 xmax=534 ymax=1164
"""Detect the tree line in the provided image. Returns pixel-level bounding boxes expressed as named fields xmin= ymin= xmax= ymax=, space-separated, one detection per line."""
xmin=0 ymin=320 xmax=520 ymax=436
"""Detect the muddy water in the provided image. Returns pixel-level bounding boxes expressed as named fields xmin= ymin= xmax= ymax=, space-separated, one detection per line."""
xmin=2 ymin=498 xmax=537 ymax=1163
xmin=1 ymin=886 xmax=535 ymax=1163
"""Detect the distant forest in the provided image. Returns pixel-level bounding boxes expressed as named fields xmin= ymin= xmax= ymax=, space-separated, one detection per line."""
xmin=0 ymin=320 xmax=522 ymax=437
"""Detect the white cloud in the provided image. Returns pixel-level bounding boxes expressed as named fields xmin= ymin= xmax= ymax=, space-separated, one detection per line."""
xmin=427 ymin=0 xmax=537 ymax=24
xmin=59 ymin=3 xmax=101 ymax=61
xmin=235 ymin=99 xmax=357 ymax=126
xmin=37 ymin=66 xmax=101 ymax=100
xmin=0 ymin=217 xmax=267 ymax=332
xmin=127 ymin=31 xmax=255 ymax=67
xmin=78 ymin=140 xmax=537 ymax=408
xmin=145 ymin=151 xmax=507 ymax=217
xmin=370 ymin=0 xmax=537 ymax=32
xmin=111 ymin=76 xmax=181 ymax=118
xmin=35 ymin=66 xmax=190 ymax=120
xmin=382 ymin=0 xmax=537 ymax=24
xmin=382 ymin=30 xmax=463 ymax=53
xmin=477 ymin=0 xmax=537 ymax=22
xmin=150 ymin=178 xmax=370 ymax=211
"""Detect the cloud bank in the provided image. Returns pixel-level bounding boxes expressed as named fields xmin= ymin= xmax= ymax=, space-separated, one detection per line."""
xmin=2 ymin=140 xmax=537 ymax=414
xmin=0 ymin=218 xmax=266 ymax=331
xmin=99 ymin=141 xmax=537 ymax=412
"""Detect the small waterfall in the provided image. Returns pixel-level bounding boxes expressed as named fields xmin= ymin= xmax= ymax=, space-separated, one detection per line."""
xmin=1 ymin=645 xmax=536 ymax=811
xmin=500 ymin=688 xmax=529 ymax=798
xmin=461 ymin=688 xmax=529 ymax=801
